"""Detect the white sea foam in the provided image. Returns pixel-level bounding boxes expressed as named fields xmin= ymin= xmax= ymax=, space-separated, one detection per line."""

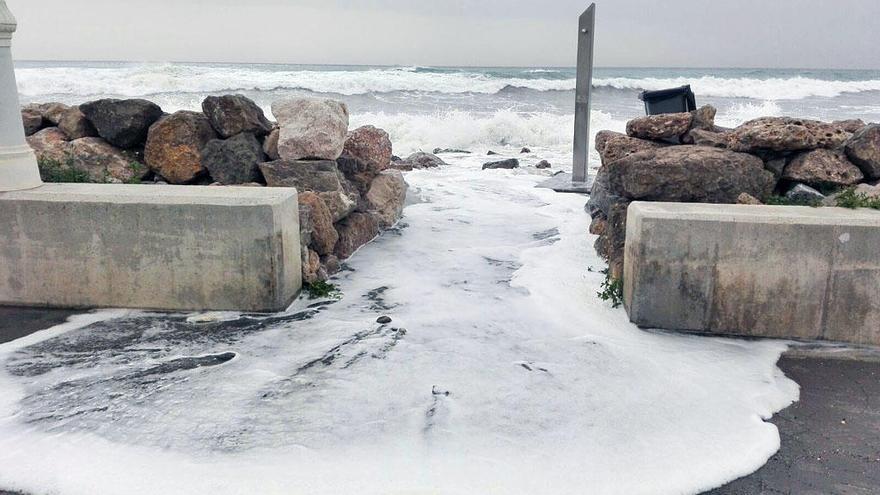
xmin=15 ymin=63 xmax=880 ymax=100
xmin=594 ymin=75 xmax=880 ymax=100
xmin=716 ymin=100 xmax=784 ymax=128
xmin=351 ymin=109 xmax=621 ymax=157
xmin=0 ymin=159 xmax=799 ymax=495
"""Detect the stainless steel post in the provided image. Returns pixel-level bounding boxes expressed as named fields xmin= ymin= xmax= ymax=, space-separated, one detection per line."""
xmin=572 ymin=4 xmax=595 ymax=184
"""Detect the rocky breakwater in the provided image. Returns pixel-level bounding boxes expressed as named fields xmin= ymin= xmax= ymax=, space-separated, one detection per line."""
xmin=22 ymin=95 xmax=413 ymax=286
xmin=588 ymin=106 xmax=879 ymax=280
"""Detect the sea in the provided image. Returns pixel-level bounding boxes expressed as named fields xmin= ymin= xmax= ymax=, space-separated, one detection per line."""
xmin=14 ymin=62 xmax=880 ymax=171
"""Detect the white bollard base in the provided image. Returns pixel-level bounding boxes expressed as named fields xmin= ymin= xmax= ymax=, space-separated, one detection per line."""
xmin=0 ymin=144 xmax=43 ymax=192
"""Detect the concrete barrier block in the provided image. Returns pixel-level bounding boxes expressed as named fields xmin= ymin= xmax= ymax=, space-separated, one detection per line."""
xmin=624 ymin=202 xmax=880 ymax=346
xmin=0 ymin=183 xmax=301 ymax=312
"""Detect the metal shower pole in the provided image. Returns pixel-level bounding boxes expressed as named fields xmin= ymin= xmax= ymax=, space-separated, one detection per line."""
xmin=572 ymin=3 xmax=595 ymax=184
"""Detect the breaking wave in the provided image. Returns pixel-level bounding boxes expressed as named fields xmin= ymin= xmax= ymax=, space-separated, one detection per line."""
xmin=15 ymin=62 xmax=880 ymax=100
xmin=351 ymin=109 xmax=623 ymax=156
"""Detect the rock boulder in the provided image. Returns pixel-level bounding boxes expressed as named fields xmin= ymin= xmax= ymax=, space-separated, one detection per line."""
xmin=202 ymin=94 xmax=273 ymax=139
xmin=342 ymin=125 xmax=392 ymax=173
xmin=844 ymin=124 xmax=880 ymax=180
xmin=70 ymin=137 xmax=144 ymax=183
xmin=608 ymin=145 xmax=775 ymax=203
xmin=201 ymin=132 xmax=266 ymax=185
xmin=587 ymin=166 xmax=628 ymax=219
xmin=365 ymin=169 xmax=408 ymax=228
xmin=393 ymin=151 xmax=446 ymax=170
xmin=26 ymin=127 xmax=71 ymax=164
xmin=260 ymin=159 xmax=358 ymax=222
xmin=596 ymin=131 xmax=664 ymax=166
xmin=80 ymin=99 xmax=164 ymax=149
xmin=21 ymin=108 xmax=43 ymax=136
xmin=334 ymin=212 xmax=380 ymax=259
xmin=684 ymin=129 xmax=729 ymax=149
xmin=299 ymin=192 xmax=339 ymax=256
xmin=263 ymin=128 xmax=280 ymax=160
xmin=271 ymin=98 xmax=349 ymax=160
xmin=626 ymin=112 xmax=692 ymax=141
xmin=483 ymin=158 xmax=519 ymax=170
xmin=783 ymin=149 xmax=864 ymax=187
xmin=728 ymin=117 xmax=851 ymax=153
xmin=58 ymin=106 xmax=98 ymax=140
xmin=144 ymin=111 xmax=217 ymax=183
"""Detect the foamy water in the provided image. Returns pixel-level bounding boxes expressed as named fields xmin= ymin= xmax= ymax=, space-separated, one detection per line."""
xmin=0 ymin=161 xmax=799 ymax=495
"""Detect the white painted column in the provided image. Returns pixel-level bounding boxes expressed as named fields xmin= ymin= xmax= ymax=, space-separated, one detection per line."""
xmin=0 ymin=0 xmax=41 ymax=192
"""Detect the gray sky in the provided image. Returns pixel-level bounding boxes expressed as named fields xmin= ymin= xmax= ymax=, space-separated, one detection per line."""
xmin=6 ymin=0 xmax=880 ymax=69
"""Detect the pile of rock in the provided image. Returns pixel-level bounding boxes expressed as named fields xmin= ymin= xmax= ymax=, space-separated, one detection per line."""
xmin=588 ymin=106 xmax=880 ymax=278
xmin=22 ymin=95 xmax=415 ymax=285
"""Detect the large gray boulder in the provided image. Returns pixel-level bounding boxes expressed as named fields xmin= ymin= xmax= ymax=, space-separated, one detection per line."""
xmin=728 ymin=117 xmax=851 ymax=153
xmin=80 ymin=99 xmax=164 ymax=149
xmin=844 ymin=124 xmax=880 ymax=180
xmin=202 ymin=94 xmax=273 ymax=139
xmin=69 ymin=137 xmax=145 ymax=183
xmin=144 ymin=111 xmax=217 ymax=184
xmin=201 ymin=132 xmax=266 ymax=185
xmin=626 ymin=112 xmax=693 ymax=141
xmin=58 ymin=106 xmax=98 ymax=140
xmin=783 ymin=149 xmax=864 ymax=187
xmin=595 ymin=131 xmax=664 ymax=166
xmin=260 ymin=159 xmax=358 ymax=222
xmin=365 ymin=169 xmax=408 ymax=228
xmin=608 ymin=145 xmax=775 ymax=203
xmin=271 ymin=98 xmax=349 ymax=160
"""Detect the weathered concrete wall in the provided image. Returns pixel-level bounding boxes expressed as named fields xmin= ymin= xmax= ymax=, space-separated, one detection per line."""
xmin=0 ymin=183 xmax=301 ymax=312
xmin=624 ymin=202 xmax=880 ymax=346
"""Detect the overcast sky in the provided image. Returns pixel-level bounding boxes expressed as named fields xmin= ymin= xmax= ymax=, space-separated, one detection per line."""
xmin=6 ymin=0 xmax=879 ymax=69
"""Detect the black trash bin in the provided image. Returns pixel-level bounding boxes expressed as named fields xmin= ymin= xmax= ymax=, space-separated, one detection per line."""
xmin=639 ymin=85 xmax=696 ymax=115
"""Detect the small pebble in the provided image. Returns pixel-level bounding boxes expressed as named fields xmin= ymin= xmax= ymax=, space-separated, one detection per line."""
xmin=377 ymin=316 xmax=392 ymax=324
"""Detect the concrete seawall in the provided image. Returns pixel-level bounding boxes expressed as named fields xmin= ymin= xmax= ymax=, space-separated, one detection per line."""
xmin=624 ymin=202 xmax=880 ymax=346
xmin=0 ymin=184 xmax=302 ymax=312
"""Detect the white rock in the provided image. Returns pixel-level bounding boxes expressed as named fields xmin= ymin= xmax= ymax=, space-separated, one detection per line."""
xmin=271 ymin=98 xmax=349 ymax=161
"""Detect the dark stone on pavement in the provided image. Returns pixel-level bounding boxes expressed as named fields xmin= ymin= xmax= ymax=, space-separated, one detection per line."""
xmin=377 ymin=316 xmax=392 ymax=324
